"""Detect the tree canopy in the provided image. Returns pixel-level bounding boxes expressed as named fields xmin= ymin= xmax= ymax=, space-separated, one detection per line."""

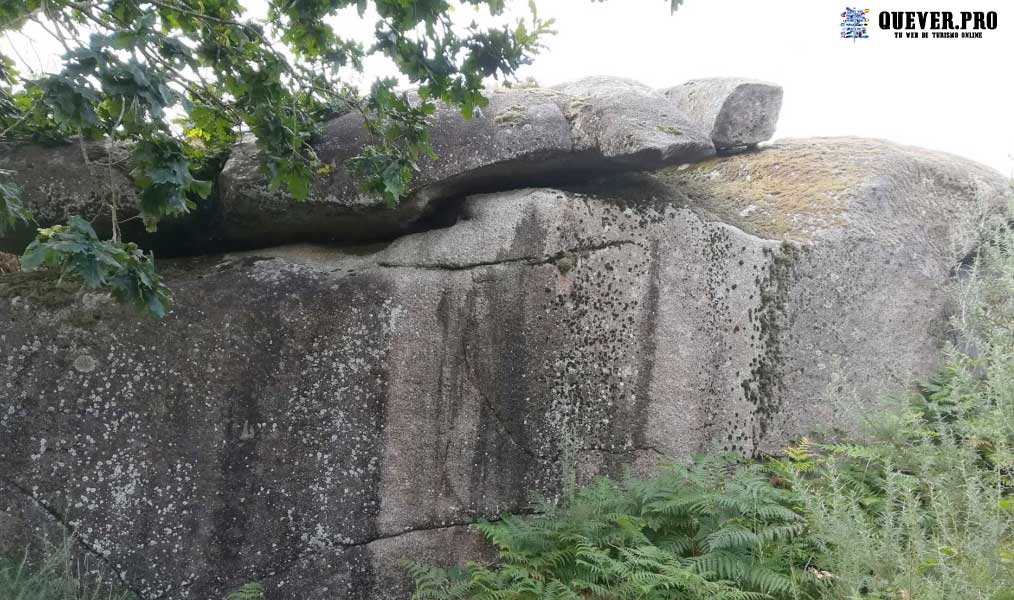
xmin=0 ymin=0 xmax=682 ymax=317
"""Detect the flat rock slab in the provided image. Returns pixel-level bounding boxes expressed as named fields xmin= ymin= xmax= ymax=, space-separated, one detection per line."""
xmin=663 ymin=78 xmax=783 ymax=150
xmin=1 ymin=77 xmax=722 ymax=254
xmin=217 ymin=80 xmax=714 ymax=248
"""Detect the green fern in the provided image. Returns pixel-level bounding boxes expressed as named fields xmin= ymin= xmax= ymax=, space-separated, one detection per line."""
xmin=407 ymin=454 xmax=814 ymax=600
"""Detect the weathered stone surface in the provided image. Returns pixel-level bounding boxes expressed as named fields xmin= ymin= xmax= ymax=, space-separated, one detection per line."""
xmin=217 ymin=81 xmax=714 ymax=248
xmin=0 ymin=137 xmax=1007 ymax=599
xmin=663 ymin=78 xmax=783 ymax=150
xmin=0 ymin=142 xmax=137 ymax=253
xmin=553 ymin=76 xmax=714 ymax=166
xmin=0 ymin=478 xmax=67 ymax=562
xmin=1 ymin=260 xmax=400 ymax=599
xmin=0 ymin=251 xmax=18 ymax=273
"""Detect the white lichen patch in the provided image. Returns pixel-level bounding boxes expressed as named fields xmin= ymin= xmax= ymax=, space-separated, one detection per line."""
xmin=0 ymin=263 xmax=402 ymax=598
xmin=73 ymin=354 xmax=98 ymax=373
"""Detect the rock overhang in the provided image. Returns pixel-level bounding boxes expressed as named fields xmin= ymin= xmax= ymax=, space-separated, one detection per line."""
xmin=1 ymin=76 xmax=788 ymax=254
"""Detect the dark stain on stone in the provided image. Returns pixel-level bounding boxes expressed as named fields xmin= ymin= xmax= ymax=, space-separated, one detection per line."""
xmin=464 ymin=267 xmax=545 ymax=508
xmin=432 ymin=287 xmax=470 ymax=508
xmin=742 ymin=242 xmax=800 ymax=452
xmin=630 ymin=239 xmax=661 ymax=451
xmin=209 ymin=386 xmax=263 ymax=575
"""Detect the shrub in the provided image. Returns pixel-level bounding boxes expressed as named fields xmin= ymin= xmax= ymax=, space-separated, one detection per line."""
xmin=771 ymin=224 xmax=1014 ymax=600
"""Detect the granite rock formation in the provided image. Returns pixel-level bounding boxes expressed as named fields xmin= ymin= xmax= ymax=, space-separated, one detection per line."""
xmin=1 ymin=76 xmax=1009 ymax=599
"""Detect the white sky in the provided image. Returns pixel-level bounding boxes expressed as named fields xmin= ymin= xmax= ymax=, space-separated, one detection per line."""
xmin=509 ymin=0 xmax=1014 ymax=175
xmin=3 ymin=0 xmax=1012 ymax=174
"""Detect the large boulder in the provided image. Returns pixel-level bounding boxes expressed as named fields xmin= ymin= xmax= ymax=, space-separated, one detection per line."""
xmin=663 ymin=78 xmax=783 ymax=151
xmin=0 ymin=137 xmax=1007 ymax=599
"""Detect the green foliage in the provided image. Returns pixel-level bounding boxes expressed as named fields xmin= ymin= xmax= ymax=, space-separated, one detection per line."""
xmin=0 ymin=0 xmax=556 ymax=207
xmin=0 ymin=0 xmax=685 ymax=318
xmin=346 ymin=79 xmax=437 ymax=206
xmin=0 ymin=535 xmax=135 ymax=600
xmin=225 ymin=582 xmax=265 ymax=600
xmin=129 ymin=134 xmax=212 ymax=231
xmin=411 ymin=223 xmax=1014 ymax=600
xmin=20 ymin=216 xmax=172 ymax=317
xmin=769 ymin=223 xmax=1014 ymax=600
xmin=407 ymin=455 xmax=813 ymax=600
xmin=0 ymin=0 xmax=562 ymax=317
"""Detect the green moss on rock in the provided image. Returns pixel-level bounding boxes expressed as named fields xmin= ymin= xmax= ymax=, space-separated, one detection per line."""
xmin=493 ymin=104 xmax=529 ymax=127
xmin=0 ymin=270 xmax=80 ymax=309
xmin=656 ymin=139 xmax=877 ymax=240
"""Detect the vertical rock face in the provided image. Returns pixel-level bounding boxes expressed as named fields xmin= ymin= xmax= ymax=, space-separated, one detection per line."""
xmin=1 ymin=261 xmax=399 ymax=598
xmin=0 ymin=134 xmax=1008 ymax=599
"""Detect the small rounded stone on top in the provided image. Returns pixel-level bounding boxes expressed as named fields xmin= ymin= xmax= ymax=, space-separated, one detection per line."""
xmin=663 ymin=78 xmax=783 ymax=152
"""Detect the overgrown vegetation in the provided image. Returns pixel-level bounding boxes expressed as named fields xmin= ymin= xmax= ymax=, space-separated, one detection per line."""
xmin=0 ymin=536 xmax=271 ymax=600
xmin=408 ymin=223 xmax=1014 ymax=600
xmin=20 ymin=216 xmax=171 ymax=316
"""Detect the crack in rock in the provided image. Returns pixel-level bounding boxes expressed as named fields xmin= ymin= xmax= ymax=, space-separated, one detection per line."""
xmin=1 ymin=476 xmax=146 ymax=599
xmin=239 ymin=513 xmax=539 ymax=595
xmin=579 ymin=445 xmax=669 ymax=458
xmin=376 ymin=239 xmax=637 ymax=271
